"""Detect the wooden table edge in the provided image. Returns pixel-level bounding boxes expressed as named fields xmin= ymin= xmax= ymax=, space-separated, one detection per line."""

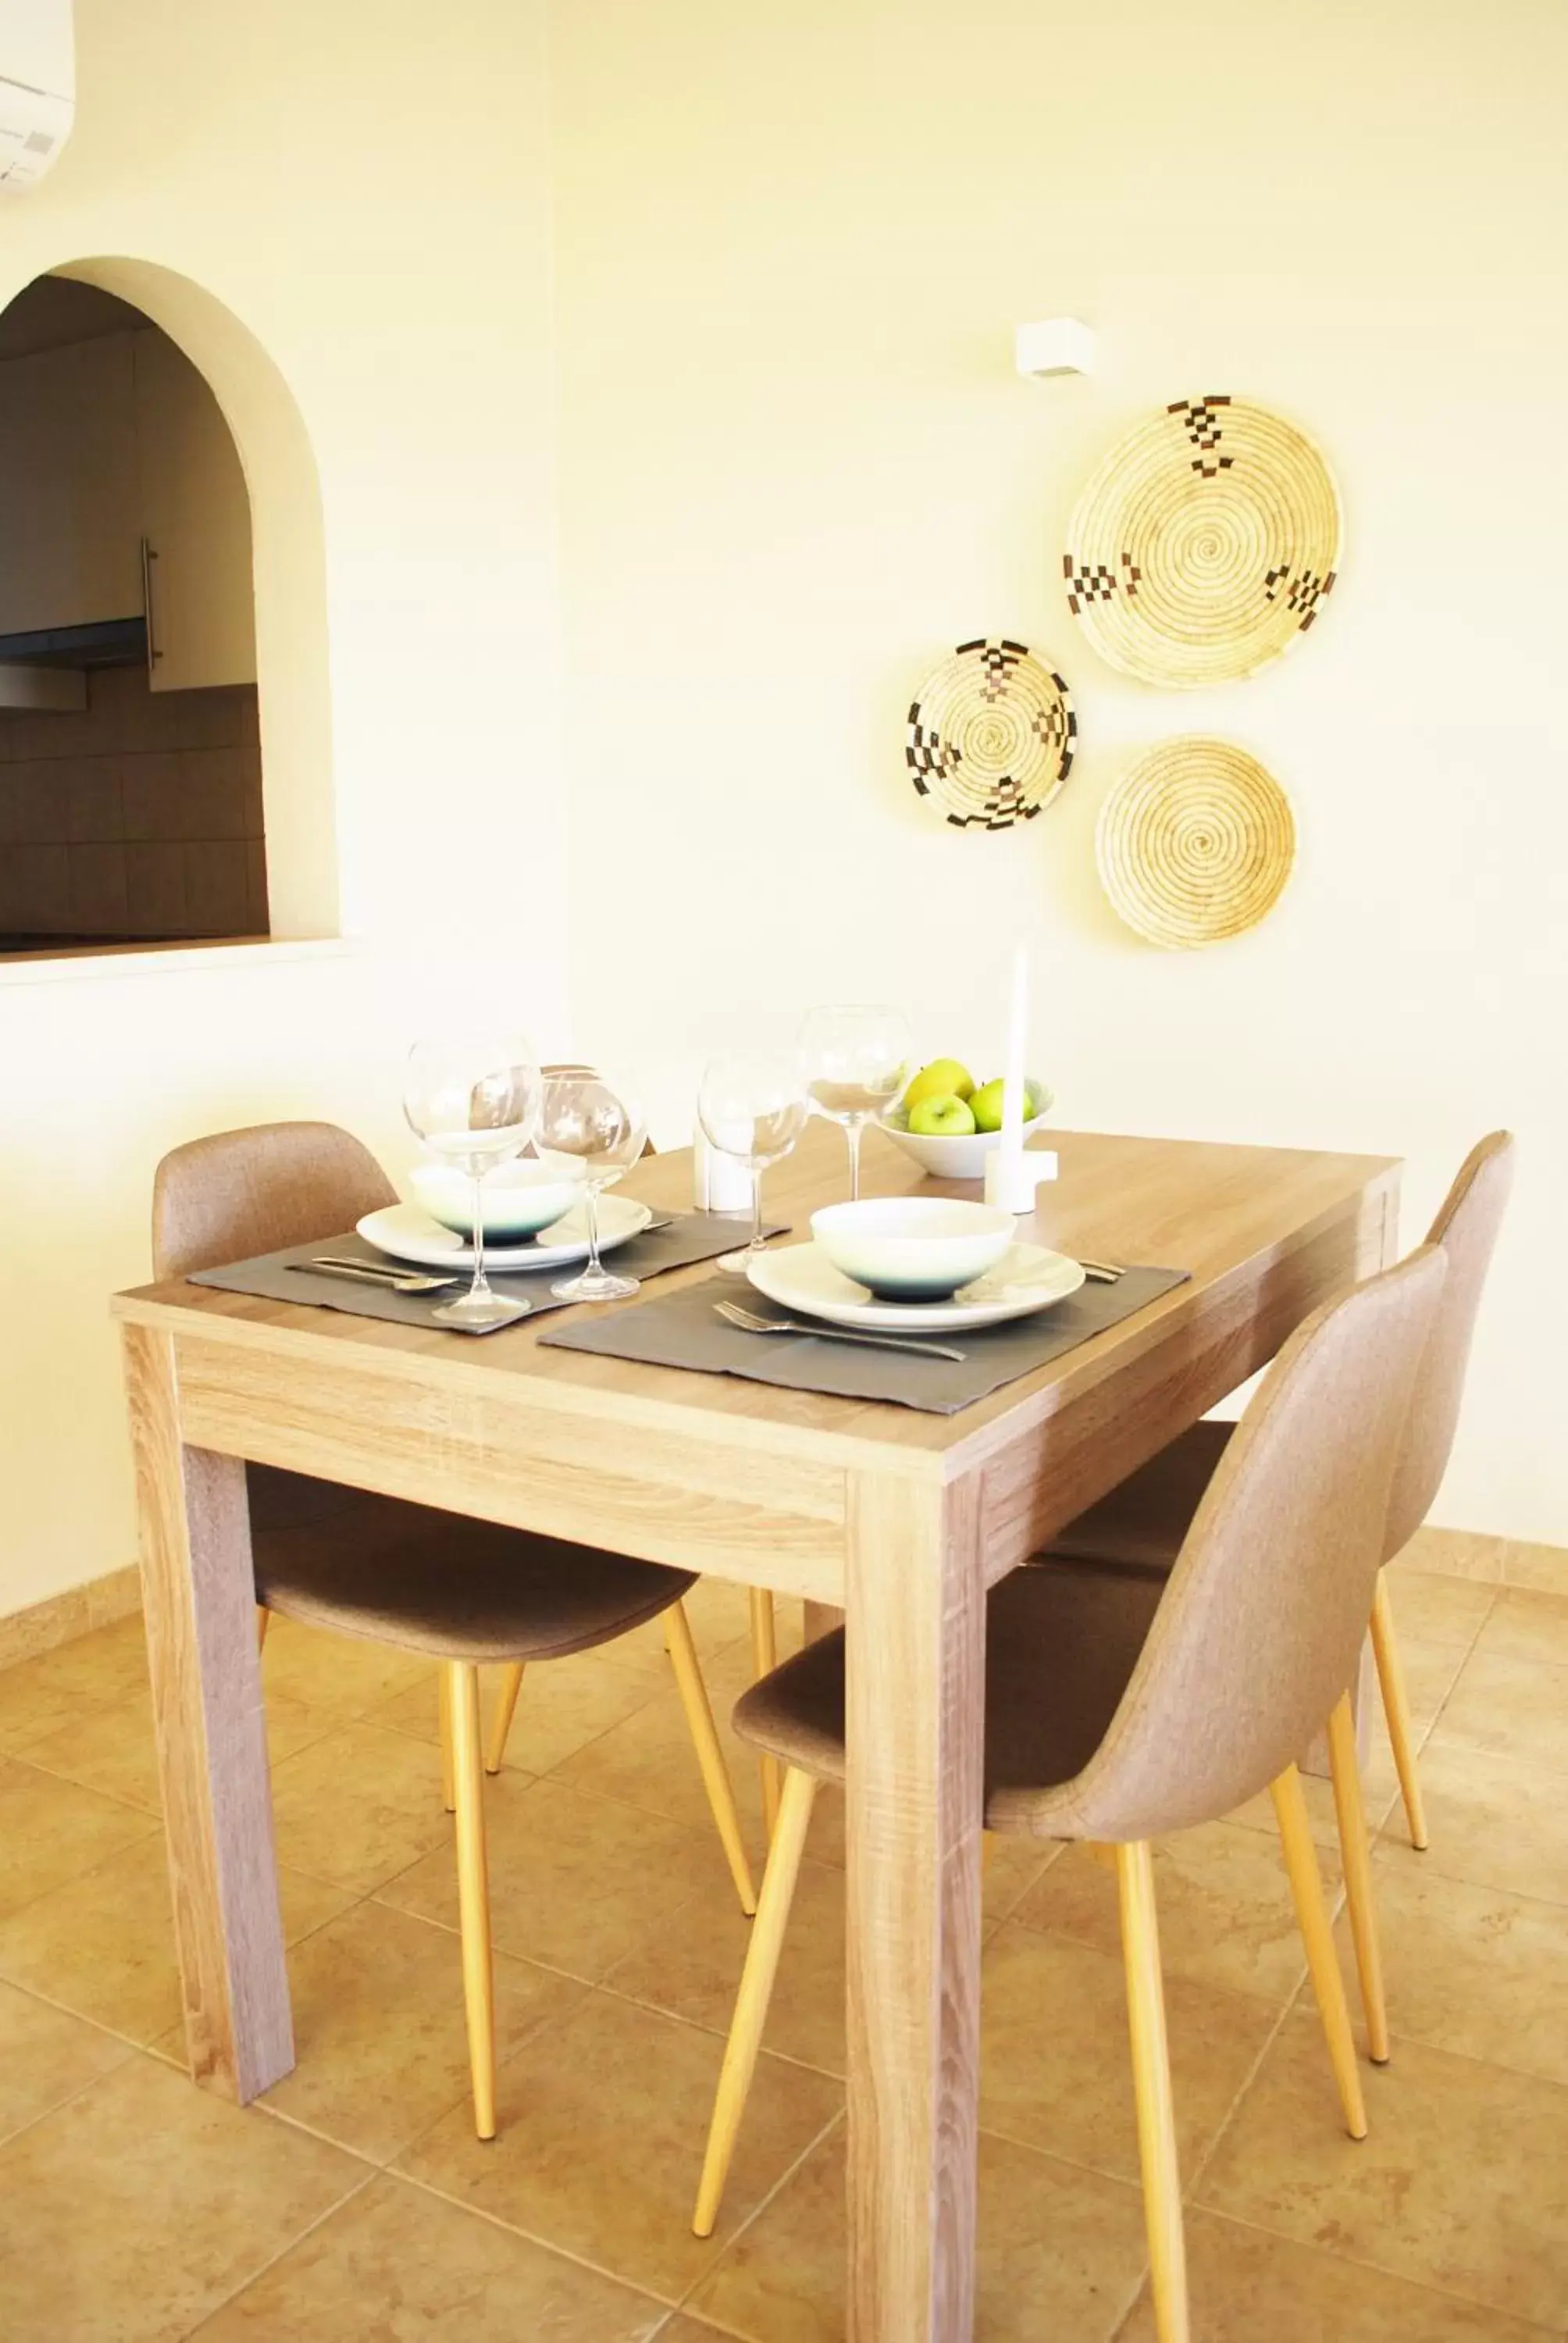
xmin=109 ymin=1286 xmax=952 ymax=1485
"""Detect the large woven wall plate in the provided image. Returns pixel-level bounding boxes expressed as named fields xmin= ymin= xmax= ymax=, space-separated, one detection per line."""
xmin=1064 ymin=395 xmax=1342 ymax=687
xmin=1096 ymin=737 xmax=1296 ymax=948
xmin=906 ymin=638 xmax=1075 ymax=830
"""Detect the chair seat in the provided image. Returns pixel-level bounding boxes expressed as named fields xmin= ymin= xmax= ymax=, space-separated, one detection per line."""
xmin=1042 ymin=1419 xmax=1234 ymax=1569
xmin=732 ymin=1560 xmax=1167 ymax=1835
xmin=251 ymin=1472 xmax=694 ymax=1663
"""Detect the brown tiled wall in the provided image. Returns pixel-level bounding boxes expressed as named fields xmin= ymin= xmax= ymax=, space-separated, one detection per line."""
xmin=0 ymin=665 xmax=267 ymax=948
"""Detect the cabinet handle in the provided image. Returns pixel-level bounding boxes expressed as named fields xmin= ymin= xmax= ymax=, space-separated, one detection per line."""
xmin=139 ymin=536 xmax=162 ymax=669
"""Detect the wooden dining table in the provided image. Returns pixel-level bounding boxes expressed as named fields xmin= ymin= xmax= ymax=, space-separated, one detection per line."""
xmin=112 ymin=1121 xmax=1399 ymax=2343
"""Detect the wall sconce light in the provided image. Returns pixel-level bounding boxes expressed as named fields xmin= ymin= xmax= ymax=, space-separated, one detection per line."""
xmin=1015 ymin=319 xmax=1096 ymax=380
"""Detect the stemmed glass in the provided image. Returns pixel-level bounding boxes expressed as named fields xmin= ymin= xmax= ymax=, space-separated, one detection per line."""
xmin=697 ymin=1053 xmax=807 ymax=1272
xmin=797 ymin=1004 xmax=912 ymax=1202
xmin=404 ymin=1033 xmax=541 ymax=1331
xmin=536 ymin=1067 xmax=648 ymax=1302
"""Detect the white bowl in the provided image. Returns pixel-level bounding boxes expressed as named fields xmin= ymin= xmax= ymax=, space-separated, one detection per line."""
xmin=882 ymin=1087 xmax=1054 ymax=1183
xmin=810 ymin=1197 xmax=1016 ymax=1301
xmin=408 ymin=1158 xmax=584 ymax=1241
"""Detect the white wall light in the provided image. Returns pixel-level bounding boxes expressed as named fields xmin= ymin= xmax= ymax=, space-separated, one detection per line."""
xmin=1015 ymin=319 xmax=1096 ymax=380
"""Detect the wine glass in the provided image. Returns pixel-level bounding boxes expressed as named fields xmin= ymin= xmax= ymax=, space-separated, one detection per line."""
xmin=536 ymin=1067 xmax=648 ymax=1302
xmin=404 ymin=1034 xmax=541 ymax=1331
xmin=797 ymin=1004 xmax=912 ymax=1201
xmin=697 ymin=1053 xmax=807 ymax=1272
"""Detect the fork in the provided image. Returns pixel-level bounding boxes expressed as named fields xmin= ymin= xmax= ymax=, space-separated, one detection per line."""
xmin=715 ymin=1297 xmax=967 ymax=1364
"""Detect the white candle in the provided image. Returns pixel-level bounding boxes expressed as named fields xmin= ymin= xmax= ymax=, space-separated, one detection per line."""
xmin=1000 ymin=942 xmax=1028 ymax=1173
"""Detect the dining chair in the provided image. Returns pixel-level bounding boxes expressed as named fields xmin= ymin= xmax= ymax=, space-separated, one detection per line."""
xmin=1040 ymin=1132 xmax=1515 ymax=1869
xmin=480 ymin=1081 xmax=786 ymax=1837
xmin=690 ymin=1246 xmax=1447 ymax=2343
xmin=151 ymin=1119 xmax=758 ymax=2140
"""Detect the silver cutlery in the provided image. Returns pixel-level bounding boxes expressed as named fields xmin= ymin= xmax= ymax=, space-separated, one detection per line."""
xmin=297 ymin=1257 xmax=464 ymax=1294
xmin=715 ymin=1297 xmax=967 ymax=1364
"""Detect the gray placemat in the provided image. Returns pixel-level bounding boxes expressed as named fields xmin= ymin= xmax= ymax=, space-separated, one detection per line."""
xmin=187 ymin=1214 xmax=788 ymax=1336
xmin=539 ymin=1263 xmax=1190 ymax=1413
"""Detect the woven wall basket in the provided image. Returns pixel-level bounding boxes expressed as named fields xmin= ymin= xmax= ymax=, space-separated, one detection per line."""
xmin=906 ymin=637 xmax=1075 ymax=829
xmin=1064 ymin=395 xmax=1342 ymax=687
xmin=1096 ymin=737 xmax=1296 ymax=948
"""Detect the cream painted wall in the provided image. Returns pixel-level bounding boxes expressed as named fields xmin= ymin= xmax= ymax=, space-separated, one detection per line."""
xmin=0 ymin=1 xmax=572 ymax=1614
xmin=549 ymin=0 xmax=1568 ymax=1540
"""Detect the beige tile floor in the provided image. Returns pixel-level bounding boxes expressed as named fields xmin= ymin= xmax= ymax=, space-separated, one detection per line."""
xmin=0 ymin=1558 xmax=1563 ymax=2340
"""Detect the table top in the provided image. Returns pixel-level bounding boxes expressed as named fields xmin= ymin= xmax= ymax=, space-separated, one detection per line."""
xmin=112 ymin=1122 xmax=1399 ymax=1476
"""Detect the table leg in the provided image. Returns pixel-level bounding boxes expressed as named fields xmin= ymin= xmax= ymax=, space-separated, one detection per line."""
xmin=844 ymin=1470 xmax=984 ymax=2343
xmin=122 ymin=1325 xmax=293 ymax=2101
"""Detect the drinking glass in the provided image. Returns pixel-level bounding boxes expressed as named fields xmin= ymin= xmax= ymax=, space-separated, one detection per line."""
xmin=403 ymin=1033 xmax=541 ymax=1330
xmin=797 ymin=1004 xmax=912 ymax=1201
xmin=536 ymin=1067 xmax=648 ymax=1302
xmin=697 ymin=1053 xmax=807 ymax=1272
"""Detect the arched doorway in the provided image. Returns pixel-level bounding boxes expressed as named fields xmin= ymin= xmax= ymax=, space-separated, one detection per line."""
xmin=0 ymin=257 xmax=336 ymax=950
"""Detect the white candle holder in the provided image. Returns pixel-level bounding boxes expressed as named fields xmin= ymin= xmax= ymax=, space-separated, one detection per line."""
xmin=984 ymin=1147 xmax=1060 ymax=1214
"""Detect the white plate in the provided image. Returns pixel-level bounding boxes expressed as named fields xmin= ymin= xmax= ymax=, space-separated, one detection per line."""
xmin=358 ymin=1194 xmax=653 ymax=1272
xmin=746 ymin=1238 xmax=1085 ymax=1332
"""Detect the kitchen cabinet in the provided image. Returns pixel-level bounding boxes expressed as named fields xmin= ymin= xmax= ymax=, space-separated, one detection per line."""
xmin=0 ymin=323 xmax=256 ymax=690
xmin=132 ymin=329 xmax=257 ymax=692
xmin=0 ymin=331 xmax=141 ymax=636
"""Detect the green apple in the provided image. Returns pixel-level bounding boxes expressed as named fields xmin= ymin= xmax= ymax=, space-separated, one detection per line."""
xmin=907 ymin=1094 xmax=976 ymax=1138
xmin=969 ymin=1079 xmax=1003 ymax=1133
xmin=903 ymin=1057 xmax=975 ymax=1111
xmin=971 ymin=1075 xmax=1046 ymax=1133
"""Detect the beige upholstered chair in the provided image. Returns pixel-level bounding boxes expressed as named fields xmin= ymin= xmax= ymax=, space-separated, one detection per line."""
xmin=152 ymin=1120 xmax=757 ymax=2141
xmin=482 ymin=1079 xmax=785 ymax=1834
xmin=691 ymin=1247 xmax=1447 ymax=2343
xmin=1042 ymin=1132 xmax=1515 ymax=1867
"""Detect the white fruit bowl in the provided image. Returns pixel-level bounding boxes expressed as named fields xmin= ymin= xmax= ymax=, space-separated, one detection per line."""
xmin=811 ymin=1197 xmax=1016 ymax=1301
xmin=408 ymin=1158 xmax=584 ymax=1241
xmin=881 ymin=1086 xmax=1054 ymax=1183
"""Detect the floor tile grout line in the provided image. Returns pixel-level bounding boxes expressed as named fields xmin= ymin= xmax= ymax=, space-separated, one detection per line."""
xmin=0 ymin=1743 xmax=169 ymax=1837
xmin=980 ymin=1838 xmax=1067 ymax=1937
xmin=0 ymin=2002 xmax=148 ymax=2156
xmin=0 ymin=2028 xmax=200 ymax=2163
xmin=1110 ymin=2195 xmax=1567 ymax=2343
xmin=172 ymin=2163 xmax=384 ymax=2341
xmin=669 ymin=2105 xmax=847 ymax=2323
xmin=380 ymin=2159 xmax=690 ymax=2312
xmin=1174 ymin=1956 xmax=1299 ymax=2211
xmin=589 ymin=1966 xmax=850 ymax=2087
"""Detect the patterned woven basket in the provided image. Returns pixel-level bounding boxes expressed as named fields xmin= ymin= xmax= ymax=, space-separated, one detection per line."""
xmin=1064 ymin=396 xmax=1341 ymax=687
xmin=906 ymin=638 xmax=1075 ymax=829
xmin=1096 ymin=737 xmax=1296 ymax=947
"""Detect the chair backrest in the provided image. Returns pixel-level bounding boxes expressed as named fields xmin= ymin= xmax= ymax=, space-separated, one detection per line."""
xmin=542 ymin=1064 xmax=658 ymax=1158
xmin=1056 ymin=1245 xmax=1446 ymax=1842
xmin=151 ymin=1121 xmax=397 ymax=1278
xmin=1384 ymin=1130 xmax=1514 ymax=1557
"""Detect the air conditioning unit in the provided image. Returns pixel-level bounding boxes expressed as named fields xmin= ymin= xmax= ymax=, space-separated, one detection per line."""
xmin=0 ymin=0 xmax=74 ymax=194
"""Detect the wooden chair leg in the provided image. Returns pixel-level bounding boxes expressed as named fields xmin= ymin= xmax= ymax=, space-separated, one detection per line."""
xmin=437 ymin=1666 xmax=456 ymax=1815
xmin=486 ymin=1662 xmax=526 ymax=1776
xmin=1370 ymin=1575 xmax=1428 ymax=1851
xmin=1326 ymin=1691 xmax=1390 ymax=2063
xmin=447 ymin=1660 xmax=496 ymax=2140
xmin=255 ymin=1604 xmax=269 ymax=1652
xmin=1270 ymin=1763 xmax=1367 ymax=2140
xmin=748 ymin=1588 xmax=782 ymax=1838
xmin=665 ymin=1603 xmax=758 ymax=1917
xmin=1115 ymin=1841 xmax=1189 ymax=2343
xmin=694 ymin=1765 xmax=818 ymax=2238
